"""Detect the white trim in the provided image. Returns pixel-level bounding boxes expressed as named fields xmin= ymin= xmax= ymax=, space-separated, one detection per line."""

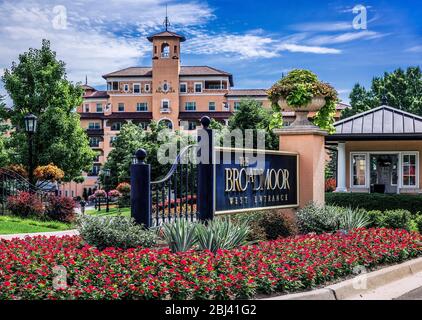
xmin=108 ymin=94 xmax=152 ymax=97
xmin=161 ymin=99 xmax=170 ymax=111
xmin=350 ymin=152 xmax=369 ymax=189
xmin=401 ymin=152 xmax=420 ymax=189
xmin=180 ymin=93 xmax=226 ymax=97
xmin=144 ymin=83 xmax=151 ymax=93
xmin=123 ymin=84 xmax=129 ymax=92
xmin=158 ymin=118 xmax=174 ymax=130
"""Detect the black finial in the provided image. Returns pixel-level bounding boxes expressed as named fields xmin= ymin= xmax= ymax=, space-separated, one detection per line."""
xmin=200 ymin=116 xmax=211 ymax=129
xmin=85 ymin=75 xmax=88 ymax=85
xmin=164 ymin=4 xmax=170 ymax=31
xmin=135 ymin=149 xmax=147 ymax=163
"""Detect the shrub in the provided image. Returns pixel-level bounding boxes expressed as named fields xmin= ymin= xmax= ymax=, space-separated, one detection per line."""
xmin=377 ymin=210 xmax=412 ymax=231
xmin=77 ymin=215 xmax=157 ymax=250
xmin=338 ymin=208 xmax=370 ymax=231
xmin=161 ymin=218 xmax=197 ymax=253
xmin=196 ymin=218 xmax=251 ymax=253
xmin=297 ymin=204 xmax=341 ymax=234
xmin=367 ymin=210 xmax=383 ymax=228
xmin=261 ymin=210 xmax=298 ymax=240
xmin=116 ymin=182 xmax=131 ymax=195
xmin=6 ymin=191 xmax=44 ymax=218
xmin=414 ymin=215 xmax=422 ymax=233
xmin=45 ymin=195 xmax=77 ymax=223
xmin=232 ymin=212 xmax=267 ymax=242
xmin=326 ymin=193 xmax=422 ymax=215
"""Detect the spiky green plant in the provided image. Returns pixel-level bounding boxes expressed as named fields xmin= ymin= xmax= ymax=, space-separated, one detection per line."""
xmin=161 ymin=218 xmax=197 ymax=253
xmin=339 ymin=208 xmax=370 ymax=231
xmin=195 ymin=218 xmax=251 ymax=253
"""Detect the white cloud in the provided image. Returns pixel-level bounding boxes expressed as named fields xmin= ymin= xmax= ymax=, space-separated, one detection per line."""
xmin=277 ymin=44 xmax=341 ymax=55
xmin=291 ymin=21 xmax=353 ymax=32
xmin=407 ymin=46 xmax=422 ymax=53
xmin=308 ymin=31 xmax=385 ymax=46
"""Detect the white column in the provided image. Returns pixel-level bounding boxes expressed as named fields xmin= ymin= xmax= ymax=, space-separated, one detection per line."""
xmin=336 ymin=142 xmax=348 ymax=192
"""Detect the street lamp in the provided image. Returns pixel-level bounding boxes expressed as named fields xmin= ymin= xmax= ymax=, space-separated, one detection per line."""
xmin=24 ymin=114 xmax=38 ymax=186
xmin=104 ymin=169 xmax=111 ymax=213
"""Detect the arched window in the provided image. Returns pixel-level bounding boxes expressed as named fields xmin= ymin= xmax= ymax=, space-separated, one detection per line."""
xmin=158 ymin=119 xmax=173 ymax=130
xmin=161 ymin=43 xmax=170 ymax=58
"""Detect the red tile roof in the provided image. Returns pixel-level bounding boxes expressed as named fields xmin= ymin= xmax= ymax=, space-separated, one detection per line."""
xmin=83 ymin=91 xmax=109 ymax=99
xmin=147 ymin=31 xmax=186 ymax=42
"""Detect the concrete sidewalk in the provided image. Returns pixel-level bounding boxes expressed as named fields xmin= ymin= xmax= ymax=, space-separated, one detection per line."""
xmin=0 ymin=229 xmax=79 ymax=240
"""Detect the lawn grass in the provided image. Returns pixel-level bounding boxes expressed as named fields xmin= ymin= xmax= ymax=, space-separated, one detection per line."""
xmin=0 ymin=215 xmax=72 ymax=235
xmin=86 ymin=206 xmax=130 ymax=217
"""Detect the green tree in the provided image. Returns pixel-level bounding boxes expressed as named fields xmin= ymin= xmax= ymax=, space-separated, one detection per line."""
xmin=343 ymin=67 xmax=422 ymax=119
xmin=228 ymin=99 xmax=281 ymax=150
xmin=1 ymin=40 xmax=95 ymax=182
xmin=0 ymin=95 xmax=11 ymax=167
xmin=101 ymin=121 xmax=194 ymax=187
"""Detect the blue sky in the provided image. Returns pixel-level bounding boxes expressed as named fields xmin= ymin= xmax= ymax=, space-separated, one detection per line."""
xmin=0 ymin=0 xmax=421 ymax=104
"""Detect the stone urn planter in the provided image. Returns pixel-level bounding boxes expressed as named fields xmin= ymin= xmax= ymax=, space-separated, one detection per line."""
xmin=279 ymin=96 xmax=326 ymax=127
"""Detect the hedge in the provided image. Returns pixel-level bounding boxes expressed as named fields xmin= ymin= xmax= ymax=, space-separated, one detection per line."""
xmin=326 ymin=193 xmax=422 ymax=215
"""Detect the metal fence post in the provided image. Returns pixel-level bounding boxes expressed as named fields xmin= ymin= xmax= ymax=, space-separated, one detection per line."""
xmin=130 ymin=149 xmax=151 ymax=228
xmin=197 ymin=116 xmax=214 ymax=222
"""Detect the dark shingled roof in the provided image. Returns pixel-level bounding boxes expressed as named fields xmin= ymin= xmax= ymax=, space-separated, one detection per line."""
xmin=327 ymin=105 xmax=422 ymax=141
xmin=147 ymin=30 xmax=186 ymax=42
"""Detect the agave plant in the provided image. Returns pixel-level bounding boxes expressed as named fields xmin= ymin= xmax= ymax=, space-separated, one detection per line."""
xmin=339 ymin=208 xmax=371 ymax=231
xmin=161 ymin=218 xmax=197 ymax=253
xmin=196 ymin=218 xmax=251 ymax=253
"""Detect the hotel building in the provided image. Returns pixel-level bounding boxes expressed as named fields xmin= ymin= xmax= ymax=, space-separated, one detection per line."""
xmin=64 ymin=28 xmax=348 ymax=198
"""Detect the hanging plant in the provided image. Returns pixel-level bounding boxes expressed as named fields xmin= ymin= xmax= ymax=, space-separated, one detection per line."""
xmin=267 ymin=69 xmax=338 ymax=133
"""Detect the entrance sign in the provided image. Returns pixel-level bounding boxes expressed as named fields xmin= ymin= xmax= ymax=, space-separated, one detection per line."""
xmin=214 ymin=148 xmax=299 ymax=215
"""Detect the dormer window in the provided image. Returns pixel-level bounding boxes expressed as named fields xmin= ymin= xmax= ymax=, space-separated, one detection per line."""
xmin=161 ymin=43 xmax=170 ymax=58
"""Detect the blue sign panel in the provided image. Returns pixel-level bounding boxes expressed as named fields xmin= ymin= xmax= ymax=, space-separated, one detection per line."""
xmin=214 ymin=148 xmax=299 ymax=214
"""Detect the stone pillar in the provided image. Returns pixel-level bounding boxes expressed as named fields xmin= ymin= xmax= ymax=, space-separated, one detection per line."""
xmin=336 ymin=142 xmax=347 ymax=192
xmin=274 ymin=126 xmax=327 ymax=208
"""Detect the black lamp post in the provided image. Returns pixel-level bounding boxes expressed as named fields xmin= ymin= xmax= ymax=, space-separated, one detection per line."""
xmin=104 ymin=169 xmax=111 ymax=213
xmin=24 ymin=114 xmax=38 ymax=186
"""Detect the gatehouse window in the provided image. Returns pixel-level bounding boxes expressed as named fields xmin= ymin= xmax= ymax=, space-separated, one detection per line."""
xmin=402 ymin=153 xmax=418 ymax=187
xmin=118 ymin=103 xmax=125 ymax=112
xmin=88 ymin=122 xmax=101 ymax=130
xmin=352 ymin=154 xmax=367 ymax=187
xmin=161 ymin=100 xmax=170 ymax=111
xmin=84 ymin=104 xmax=90 ymax=112
xmin=180 ymin=83 xmax=187 ymax=93
xmin=96 ymin=103 xmax=103 ymax=113
xmin=111 ymin=122 xmax=123 ymax=131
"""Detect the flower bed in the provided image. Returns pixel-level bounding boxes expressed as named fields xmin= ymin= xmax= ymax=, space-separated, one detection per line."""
xmin=0 ymin=228 xmax=420 ymax=300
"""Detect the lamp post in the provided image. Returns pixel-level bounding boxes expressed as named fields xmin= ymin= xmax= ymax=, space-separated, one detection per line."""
xmin=24 ymin=114 xmax=38 ymax=186
xmin=104 ymin=169 xmax=111 ymax=213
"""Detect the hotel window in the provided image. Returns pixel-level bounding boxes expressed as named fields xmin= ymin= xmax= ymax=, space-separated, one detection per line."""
xmin=209 ymin=102 xmax=216 ymax=111
xmin=402 ymin=154 xmax=417 ymax=187
xmin=223 ymin=102 xmax=230 ymax=111
xmin=234 ymin=102 xmax=241 ymax=111
xmin=194 ymin=83 xmax=203 ymax=93
xmin=107 ymin=81 xmax=119 ymax=91
xmin=111 ymin=122 xmax=123 ymax=131
xmin=88 ymin=122 xmax=100 ymax=130
xmin=110 ymin=136 xmax=117 ymax=147
xmin=161 ymin=100 xmax=170 ymax=111
xmin=96 ymin=103 xmax=103 ymax=113
xmin=91 ymin=164 xmax=101 ymax=176
xmin=352 ymin=154 xmax=367 ymax=187
xmin=123 ymin=84 xmax=129 ymax=92
xmin=185 ymin=102 xmax=196 ymax=111
xmin=118 ymin=103 xmax=125 ymax=112
xmin=134 ymin=84 xmax=140 ymax=94
xmin=136 ymin=102 xmax=148 ymax=112
xmin=84 ymin=104 xmax=89 ymax=112
xmin=144 ymin=84 xmax=151 ymax=93
xmin=89 ymin=137 xmax=100 ymax=148
xmin=180 ymin=83 xmax=187 ymax=93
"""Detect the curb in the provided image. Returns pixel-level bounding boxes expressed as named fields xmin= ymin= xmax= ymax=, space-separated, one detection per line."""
xmin=262 ymin=256 xmax=422 ymax=300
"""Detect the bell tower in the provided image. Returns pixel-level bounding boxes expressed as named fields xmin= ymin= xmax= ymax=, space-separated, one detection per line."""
xmin=147 ymin=13 xmax=186 ymax=129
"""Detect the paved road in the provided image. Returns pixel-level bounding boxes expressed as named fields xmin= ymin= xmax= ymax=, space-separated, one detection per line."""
xmin=395 ymin=286 xmax=422 ymax=300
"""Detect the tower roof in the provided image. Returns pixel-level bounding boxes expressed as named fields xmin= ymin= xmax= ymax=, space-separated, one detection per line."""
xmin=147 ymin=30 xmax=186 ymax=42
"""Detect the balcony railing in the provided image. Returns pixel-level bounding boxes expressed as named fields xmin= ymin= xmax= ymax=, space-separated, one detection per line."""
xmin=160 ymin=108 xmax=171 ymax=114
